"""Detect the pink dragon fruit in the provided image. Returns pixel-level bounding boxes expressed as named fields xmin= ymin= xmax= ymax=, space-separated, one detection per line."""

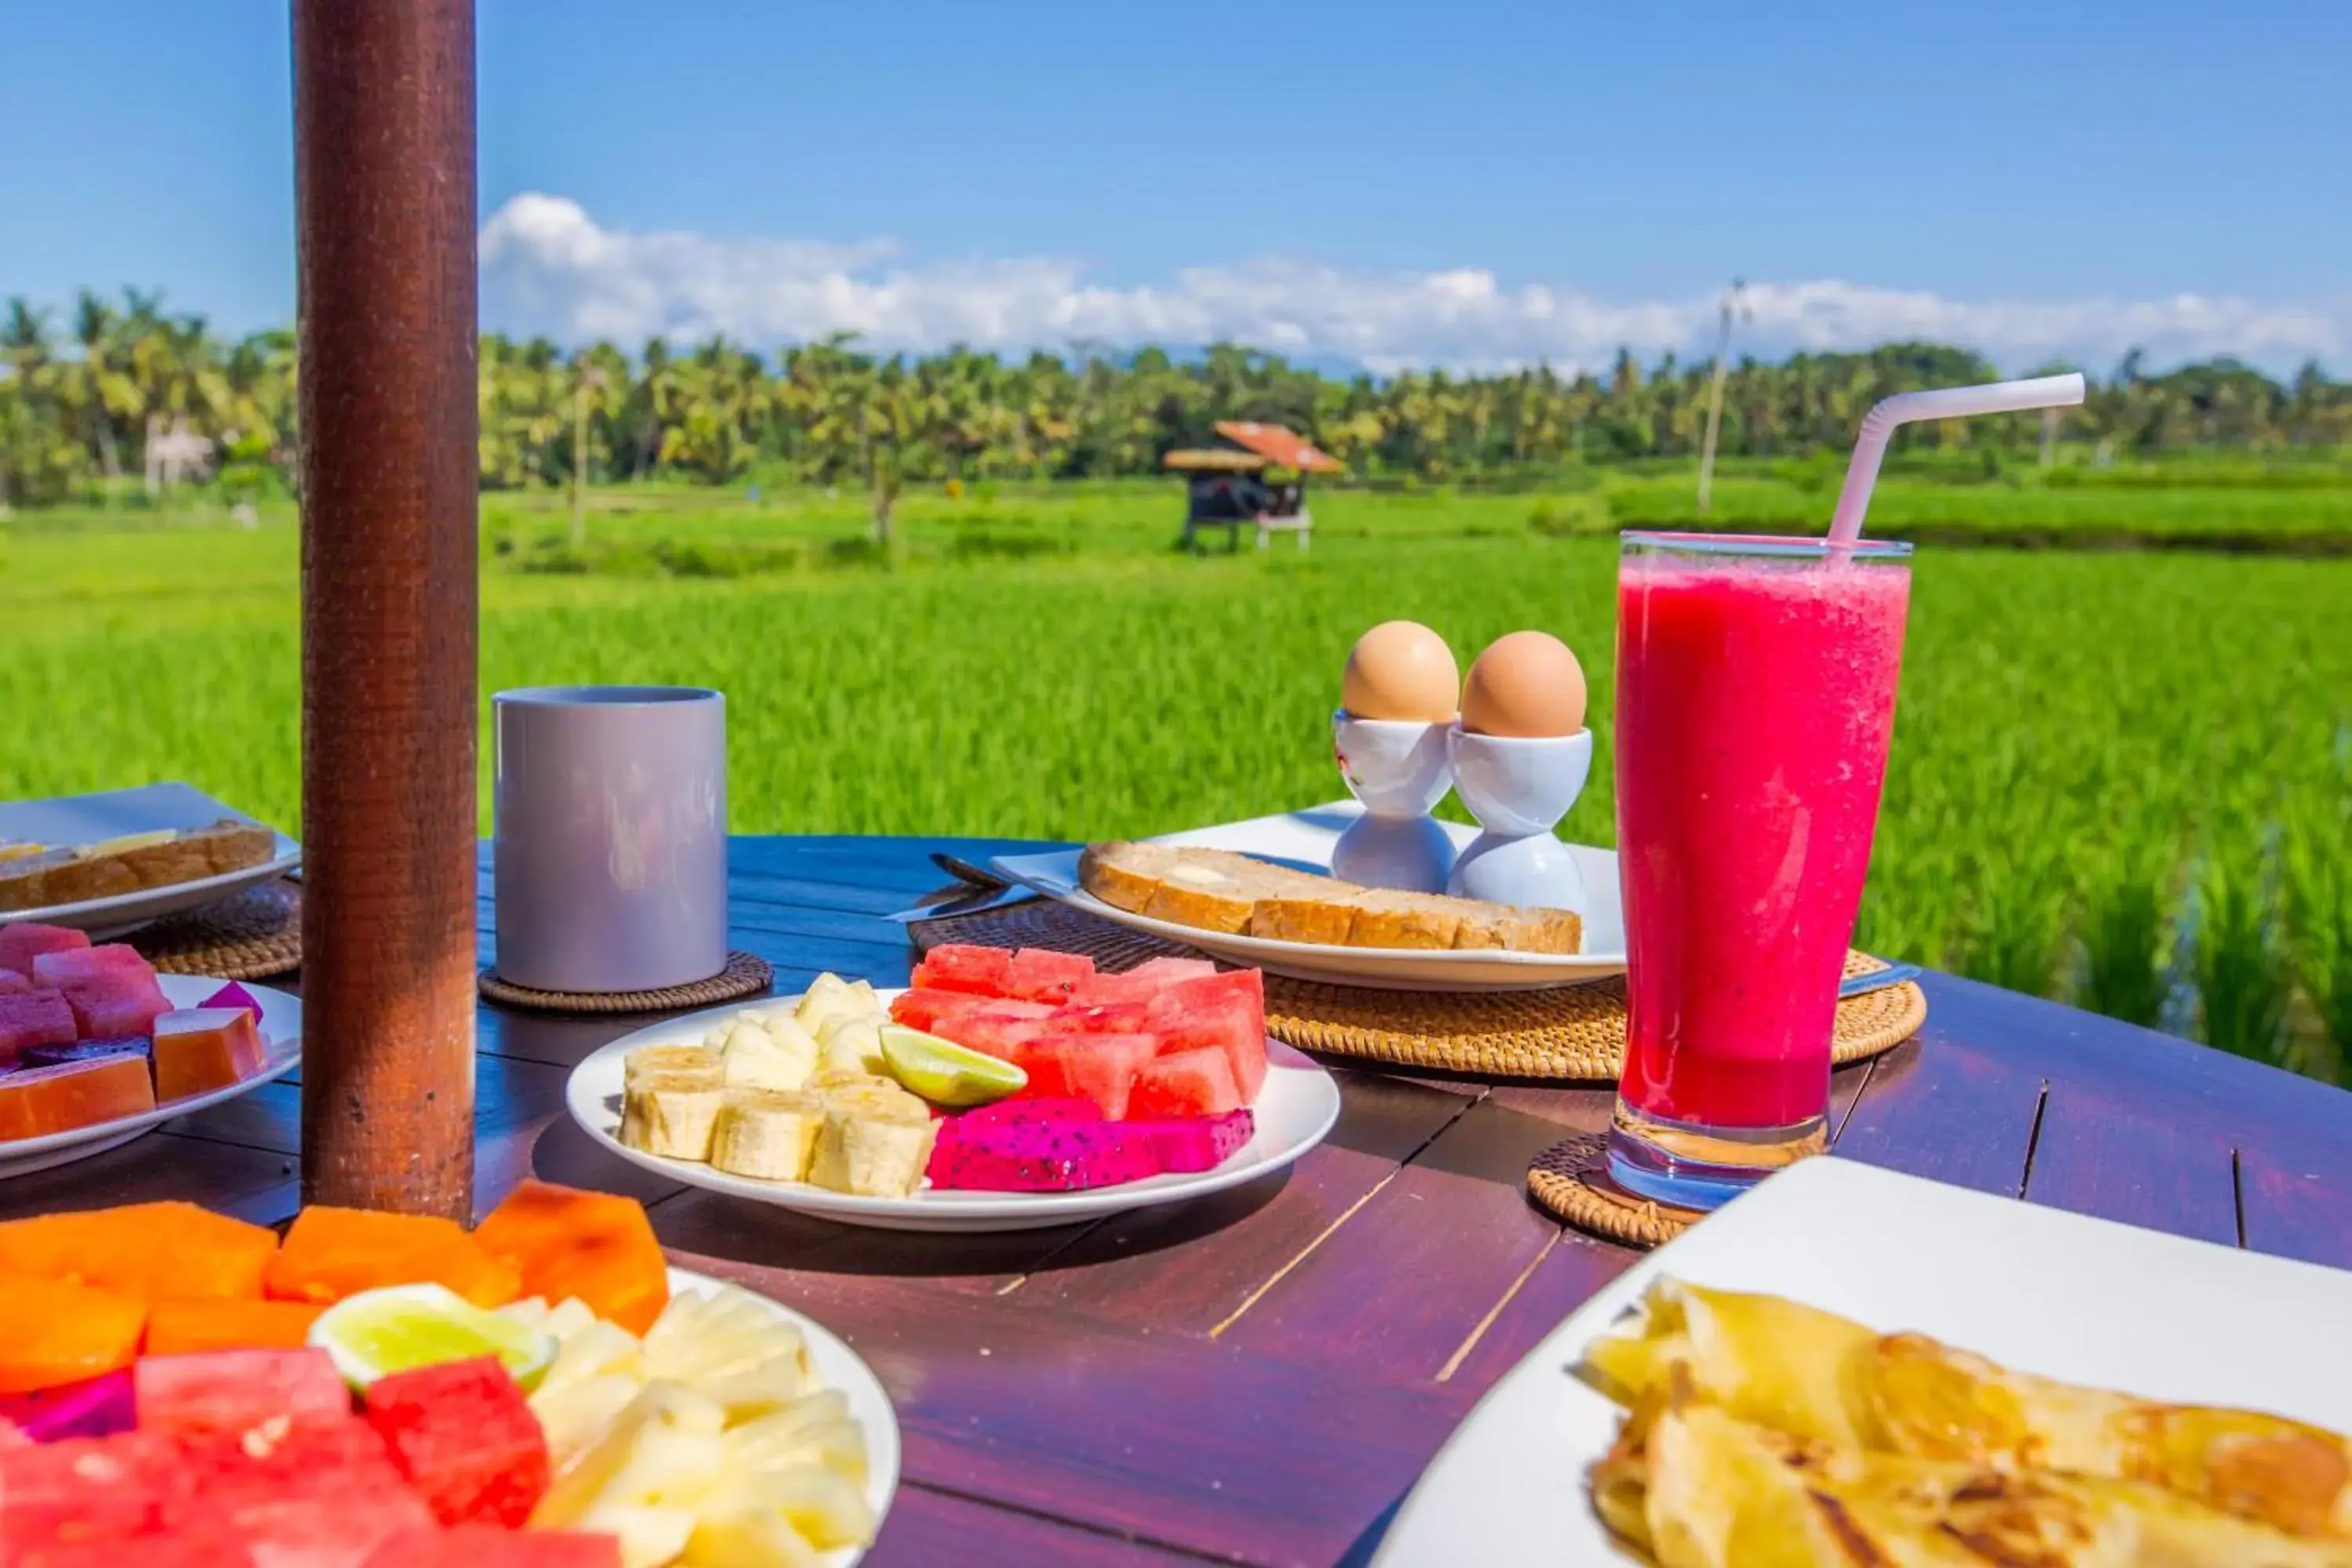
xmin=1125 ymin=1109 xmax=1255 ymax=1173
xmin=928 ymin=1102 xmax=1163 ymax=1192
xmin=0 ymin=1368 xmax=136 ymax=1443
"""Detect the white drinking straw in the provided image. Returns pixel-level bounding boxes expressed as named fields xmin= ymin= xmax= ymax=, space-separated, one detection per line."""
xmin=1827 ymin=372 xmax=2086 ymax=546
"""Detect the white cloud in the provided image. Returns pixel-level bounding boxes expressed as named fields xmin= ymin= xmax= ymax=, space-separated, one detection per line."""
xmin=479 ymin=194 xmax=2346 ymax=375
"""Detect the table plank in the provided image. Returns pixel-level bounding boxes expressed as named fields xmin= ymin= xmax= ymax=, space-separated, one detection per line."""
xmin=1004 ymin=1069 xmax=1476 ymax=1334
xmin=871 ymin=1483 xmax=1218 ymax=1566
xmin=2236 ymin=1146 xmax=2352 ymax=1270
xmin=1831 ymin=1037 xmax=2044 ymax=1196
xmin=674 ymin=1255 xmax=1473 ymax=1567
xmin=1438 ymin=1229 xmax=1638 ymax=1390
xmin=0 ymin=1133 xmax=297 ymax=1222
xmin=1214 ymin=1095 xmax=1570 ymax=1382
xmin=2021 ymin=1082 xmax=2241 ymax=1247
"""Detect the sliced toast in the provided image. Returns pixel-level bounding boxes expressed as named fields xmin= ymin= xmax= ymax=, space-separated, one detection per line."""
xmin=0 ymin=819 xmax=279 ymax=912
xmin=1079 ymin=840 xmax=1581 ymax=955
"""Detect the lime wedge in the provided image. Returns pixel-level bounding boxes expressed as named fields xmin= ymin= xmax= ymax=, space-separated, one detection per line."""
xmin=879 ymin=1022 xmax=1026 ymax=1107
xmin=309 ymin=1283 xmax=556 ymax=1389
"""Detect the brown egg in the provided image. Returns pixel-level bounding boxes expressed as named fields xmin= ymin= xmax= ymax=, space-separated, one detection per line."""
xmin=1341 ymin=621 xmax=1461 ymax=722
xmin=1461 ymin=631 xmax=1587 ymax=738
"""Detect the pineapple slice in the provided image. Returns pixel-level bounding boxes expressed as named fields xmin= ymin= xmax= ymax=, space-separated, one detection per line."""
xmin=724 ymin=1391 xmax=869 ymax=1487
xmin=682 ymin=1507 xmax=823 ymax=1567
xmin=530 ymin=1371 xmax=644 ymax=1466
xmin=814 ymin=1014 xmax=887 ymax=1078
xmin=757 ymin=1466 xmax=877 ymax=1552
xmin=533 ymin=1381 xmax=727 ymax=1531
xmin=580 ymin=1504 xmax=700 ymax=1568
xmin=723 ymin=1012 xmax=820 ymax=1091
xmin=644 ymin=1285 xmax=815 ymax=1421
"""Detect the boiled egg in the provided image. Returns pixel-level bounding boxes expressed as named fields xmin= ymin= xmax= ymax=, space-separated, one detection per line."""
xmin=1461 ymin=631 xmax=1587 ymax=738
xmin=1341 ymin=621 xmax=1460 ymax=722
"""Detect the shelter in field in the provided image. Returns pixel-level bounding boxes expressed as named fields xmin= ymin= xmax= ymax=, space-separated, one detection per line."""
xmin=1163 ymin=420 xmax=1344 ymax=552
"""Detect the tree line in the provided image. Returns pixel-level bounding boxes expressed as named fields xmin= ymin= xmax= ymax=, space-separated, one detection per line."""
xmin=4 ymin=289 xmax=2348 ymax=508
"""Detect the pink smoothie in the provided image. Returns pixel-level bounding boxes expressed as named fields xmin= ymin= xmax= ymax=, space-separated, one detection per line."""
xmin=1614 ymin=546 xmax=1910 ymax=1130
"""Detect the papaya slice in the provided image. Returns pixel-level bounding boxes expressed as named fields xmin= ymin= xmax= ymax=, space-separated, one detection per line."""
xmin=0 ymin=1201 xmax=279 ymax=1301
xmin=474 ymin=1180 xmax=670 ymax=1335
xmin=265 ymin=1206 xmax=521 ymax=1309
xmin=145 ymin=1297 xmax=327 ymax=1355
xmin=0 ymin=1273 xmax=147 ymax=1395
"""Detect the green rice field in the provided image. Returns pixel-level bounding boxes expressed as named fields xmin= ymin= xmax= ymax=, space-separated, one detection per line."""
xmin=4 ymin=480 xmax=2347 ymax=1077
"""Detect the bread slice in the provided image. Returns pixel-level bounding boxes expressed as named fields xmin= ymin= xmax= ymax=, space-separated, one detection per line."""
xmin=0 ymin=819 xmax=278 ymax=911
xmin=1079 ymin=840 xmax=1583 ymax=955
xmin=1344 ymin=889 xmax=1463 ymax=950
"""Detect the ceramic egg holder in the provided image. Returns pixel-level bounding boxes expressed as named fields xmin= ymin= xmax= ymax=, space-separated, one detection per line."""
xmin=1445 ymin=725 xmax=1592 ymax=910
xmin=1330 ymin=710 xmax=1457 ymax=895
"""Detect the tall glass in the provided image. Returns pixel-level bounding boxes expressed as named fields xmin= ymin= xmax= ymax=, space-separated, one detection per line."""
xmin=1608 ymin=532 xmax=1911 ymax=1209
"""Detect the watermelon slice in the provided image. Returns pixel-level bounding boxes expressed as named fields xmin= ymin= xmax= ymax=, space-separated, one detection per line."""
xmin=30 ymin=945 xmax=154 ymax=989
xmin=56 ymin=969 xmax=172 ymax=1043
xmin=887 ymin=987 xmax=991 ymax=1033
xmin=935 ymin=1009 xmax=1054 ymax=1063
xmin=135 ymin=1349 xmax=352 ymax=1442
xmin=1047 ymin=1000 xmax=1152 ymax=1036
xmin=0 ymin=1428 xmax=188 ymax=1547
xmin=1146 ymin=970 xmax=1269 ymax=1103
xmin=0 ymin=989 xmax=78 ymax=1061
xmin=1014 ymin=1033 xmax=1160 ymax=1120
xmin=909 ymin=944 xmax=1013 ymax=996
xmin=365 ymin=1524 xmax=623 ymax=1567
xmin=362 ymin=1356 xmax=549 ymax=1528
xmin=1124 ymin=957 xmax=1219 ymax=985
xmin=1129 ymin=1047 xmax=1243 ymax=1119
xmin=1001 ymin=948 xmax=1095 ymax=1004
xmin=0 ymin=924 xmax=89 ymax=976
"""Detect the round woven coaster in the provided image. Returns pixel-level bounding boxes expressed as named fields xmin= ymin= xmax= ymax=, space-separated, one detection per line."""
xmin=478 ymin=950 xmax=773 ymax=1015
xmin=129 ymin=880 xmax=303 ymax=980
xmin=1527 ymin=1131 xmax=1701 ymax=1249
xmin=913 ymin=902 xmax=1924 ymax=1081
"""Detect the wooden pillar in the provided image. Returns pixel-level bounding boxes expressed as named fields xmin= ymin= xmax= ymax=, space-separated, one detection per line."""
xmin=293 ymin=0 xmax=479 ymax=1218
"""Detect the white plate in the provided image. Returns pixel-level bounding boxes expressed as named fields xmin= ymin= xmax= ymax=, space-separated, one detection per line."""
xmin=666 ymin=1265 xmax=899 ymax=1565
xmin=0 ymin=973 xmax=303 ymax=1178
xmin=1373 ymin=1157 xmax=2352 ymax=1566
xmin=991 ymin=801 xmax=1626 ymax=992
xmin=568 ymin=988 xmax=1341 ymax=1232
xmin=0 ymin=783 xmax=301 ymax=939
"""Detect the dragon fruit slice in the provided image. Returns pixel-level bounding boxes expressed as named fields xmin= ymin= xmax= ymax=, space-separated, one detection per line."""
xmin=0 ymin=1369 xmax=136 ymax=1442
xmin=198 ymin=980 xmax=263 ymax=1022
xmin=928 ymin=1102 xmax=1161 ymax=1192
xmin=1125 ymin=1109 xmax=1255 ymax=1173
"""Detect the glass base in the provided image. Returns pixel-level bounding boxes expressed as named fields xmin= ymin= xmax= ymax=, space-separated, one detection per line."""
xmin=1606 ymin=1098 xmax=1827 ymax=1212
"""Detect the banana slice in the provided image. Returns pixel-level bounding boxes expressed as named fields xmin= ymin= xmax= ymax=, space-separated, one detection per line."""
xmin=808 ymin=1089 xmax=937 ymax=1199
xmin=710 ymin=1088 xmax=822 ymax=1182
xmin=620 ymin=1070 xmax=726 ymax=1161
xmin=624 ymin=1045 xmax=720 ymax=1088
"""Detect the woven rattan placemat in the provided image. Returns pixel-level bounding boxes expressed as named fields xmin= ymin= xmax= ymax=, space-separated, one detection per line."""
xmin=1527 ymin=1131 xmax=1704 ymax=1248
xmin=129 ymin=879 xmax=303 ymax=980
xmin=913 ymin=901 xmax=1924 ymax=1082
xmin=478 ymin=950 xmax=773 ymax=1014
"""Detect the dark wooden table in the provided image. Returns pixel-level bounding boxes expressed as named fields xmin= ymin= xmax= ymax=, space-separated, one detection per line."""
xmin=14 ymin=834 xmax=2352 ymax=1565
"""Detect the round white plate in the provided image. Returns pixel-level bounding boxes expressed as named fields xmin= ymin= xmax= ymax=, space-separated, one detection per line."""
xmin=989 ymin=804 xmax=1627 ymax=991
xmin=667 ymin=1265 xmax=899 ymax=1565
xmin=0 ymin=973 xmax=303 ymax=1178
xmin=569 ymin=989 xmax=1342 ymax=1232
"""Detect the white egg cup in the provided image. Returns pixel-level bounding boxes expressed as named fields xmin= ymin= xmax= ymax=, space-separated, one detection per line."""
xmin=1445 ymin=725 xmax=1592 ymax=910
xmin=1330 ymin=710 xmax=1458 ymax=895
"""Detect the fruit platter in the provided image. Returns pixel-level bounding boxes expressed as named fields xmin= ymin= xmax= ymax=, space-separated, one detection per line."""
xmin=570 ymin=947 xmax=1343 ymax=1232
xmin=0 ymin=782 xmax=301 ymax=938
xmin=0 ymin=1181 xmax=898 ymax=1565
xmin=0 ymin=921 xmax=301 ymax=1178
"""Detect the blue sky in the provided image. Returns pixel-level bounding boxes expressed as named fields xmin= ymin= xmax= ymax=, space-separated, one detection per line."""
xmin=3 ymin=1 xmax=2346 ymax=372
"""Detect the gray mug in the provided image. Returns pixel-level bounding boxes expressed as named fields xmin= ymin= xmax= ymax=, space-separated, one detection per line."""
xmin=492 ymin=686 xmax=728 ymax=993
